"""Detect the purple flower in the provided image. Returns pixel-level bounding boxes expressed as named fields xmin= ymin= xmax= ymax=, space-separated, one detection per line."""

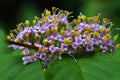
xmin=23 ymin=49 xmax=30 ymax=55
xmin=51 ymin=32 xmax=60 ymax=40
xmin=58 ymin=17 xmax=68 ymax=24
xmin=59 ymin=36 xmax=64 ymax=42
xmin=72 ymin=42 xmax=78 ymax=49
xmin=49 ymin=45 xmax=56 ymax=53
xmin=75 ymin=36 xmax=83 ymax=45
xmin=39 ymin=27 xmax=45 ymax=34
xmin=46 ymin=37 xmax=53 ymax=43
xmin=91 ymin=24 xmax=99 ymax=31
xmin=100 ymin=43 xmax=108 ymax=50
xmin=61 ymin=43 xmax=68 ymax=51
xmin=86 ymin=45 xmax=94 ymax=52
xmin=92 ymin=38 xmax=99 ymax=45
xmin=39 ymin=53 xmax=46 ymax=61
xmin=22 ymin=56 xmax=37 ymax=65
xmin=107 ymin=39 xmax=114 ymax=47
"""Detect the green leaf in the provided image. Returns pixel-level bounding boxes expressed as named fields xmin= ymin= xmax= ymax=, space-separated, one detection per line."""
xmin=46 ymin=50 xmax=120 ymax=80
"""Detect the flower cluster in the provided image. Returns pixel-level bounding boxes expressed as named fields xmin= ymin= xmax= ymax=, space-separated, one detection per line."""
xmin=7 ymin=7 xmax=120 ymax=70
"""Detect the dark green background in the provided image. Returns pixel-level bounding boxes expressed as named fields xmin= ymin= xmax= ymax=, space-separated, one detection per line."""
xmin=0 ymin=0 xmax=120 ymax=80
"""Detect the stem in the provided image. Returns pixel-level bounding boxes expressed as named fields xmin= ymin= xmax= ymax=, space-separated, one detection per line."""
xmin=7 ymin=40 xmax=39 ymax=50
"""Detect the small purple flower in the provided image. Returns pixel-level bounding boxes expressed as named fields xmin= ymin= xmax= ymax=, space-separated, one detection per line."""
xmin=91 ymin=24 xmax=99 ymax=31
xmin=49 ymin=45 xmax=56 ymax=53
xmin=92 ymin=38 xmax=99 ymax=45
xmin=75 ymin=36 xmax=83 ymax=45
xmin=39 ymin=53 xmax=46 ymax=61
xmin=72 ymin=42 xmax=78 ymax=49
xmin=46 ymin=37 xmax=52 ymax=43
xmin=64 ymin=31 xmax=70 ymax=36
xmin=59 ymin=36 xmax=64 ymax=42
xmin=100 ymin=43 xmax=108 ymax=50
xmin=22 ymin=56 xmax=36 ymax=65
xmin=107 ymin=39 xmax=114 ymax=47
xmin=51 ymin=32 xmax=60 ymax=40
xmin=23 ymin=49 xmax=30 ymax=55
xmin=86 ymin=45 xmax=94 ymax=52
xmin=61 ymin=43 xmax=68 ymax=51
xmin=39 ymin=27 xmax=45 ymax=34
xmin=58 ymin=17 xmax=68 ymax=24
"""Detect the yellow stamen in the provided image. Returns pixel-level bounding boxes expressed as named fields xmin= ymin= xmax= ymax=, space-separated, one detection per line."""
xmin=102 ymin=36 xmax=107 ymax=42
xmin=55 ymin=26 xmax=58 ymax=32
xmin=45 ymin=29 xmax=50 ymax=34
xmin=74 ymin=26 xmax=78 ymax=31
xmin=53 ymin=15 xmax=58 ymax=18
xmin=113 ymin=35 xmax=118 ymax=41
xmin=25 ymin=20 xmax=30 ymax=26
xmin=50 ymin=40 xmax=55 ymax=44
xmin=34 ymin=16 xmax=39 ymax=20
xmin=81 ymin=15 xmax=86 ymax=21
xmin=52 ymin=7 xmax=56 ymax=11
xmin=51 ymin=27 xmax=55 ymax=32
xmin=86 ymin=38 xmax=91 ymax=43
xmin=87 ymin=17 xmax=93 ymax=23
xmin=25 ymin=33 xmax=30 ymax=38
xmin=41 ymin=20 xmax=45 ymax=24
xmin=74 ymin=31 xmax=79 ymax=36
xmin=38 ymin=46 xmax=42 ymax=51
xmin=43 ymin=39 xmax=47 ymax=45
xmin=43 ymin=48 xmax=48 ymax=52
xmin=61 ymin=48 xmax=65 ymax=52
xmin=18 ymin=23 xmax=22 ymax=28
xmin=7 ymin=35 xmax=11 ymax=40
xmin=93 ymin=31 xmax=99 ymax=37
xmin=110 ymin=23 xmax=114 ymax=27
xmin=23 ymin=41 xmax=27 ymax=44
xmin=44 ymin=10 xmax=51 ymax=16
xmin=33 ymin=20 xmax=37 ymax=24
xmin=116 ymin=44 xmax=120 ymax=49
xmin=44 ymin=17 xmax=48 ymax=21
xmin=16 ymin=38 xmax=21 ymax=43
xmin=99 ymin=27 xmax=105 ymax=32
xmin=106 ymin=33 xmax=111 ymax=39
xmin=66 ymin=11 xmax=70 ymax=16
xmin=84 ymin=31 xmax=90 ymax=35
xmin=94 ymin=16 xmax=99 ymax=23
xmin=10 ymin=32 xmax=14 ymax=37
xmin=14 ymin=29 xmax=17 ymax=33
xmin=85 ymin=26 xmax=91 ymax=30
xmin=73 ymin=19 xmax=80 ymax=24
xmin=60 ymin=30 xmax=65 ymax=35
xmin=103 ymin=18 xmax=108 ymax=24
xmin=106 ymin=28 xmax=110 ymax=33
xmin=77 ymin=15 xmax=81 ymax=19
xmin=51 ymin=18 xmax=54 ymax=23
xmin=34 ymin=33 xmax=40 ymax=39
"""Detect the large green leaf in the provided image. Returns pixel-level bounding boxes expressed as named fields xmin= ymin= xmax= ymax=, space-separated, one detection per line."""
xmin=46 ymin=50 xmax=120 ymax=80
xmin=0 ymin=29 xmax=120 ymax=80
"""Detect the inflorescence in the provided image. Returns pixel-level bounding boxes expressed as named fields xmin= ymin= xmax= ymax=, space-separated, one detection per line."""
xmin=7 ymin=7 xmax=120 ymax=70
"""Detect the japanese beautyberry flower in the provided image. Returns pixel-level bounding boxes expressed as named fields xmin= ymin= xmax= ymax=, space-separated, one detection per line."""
xmin=7 ymin=7 xmax=120 ymax=70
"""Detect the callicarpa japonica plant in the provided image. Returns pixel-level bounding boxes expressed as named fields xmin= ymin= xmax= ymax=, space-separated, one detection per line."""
xmin=7 ymin=7 xmax=120 ymax=70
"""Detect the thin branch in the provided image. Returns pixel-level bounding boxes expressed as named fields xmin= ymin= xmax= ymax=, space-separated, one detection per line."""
xmin=7 ymin=40 xmax=39 ymax=50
